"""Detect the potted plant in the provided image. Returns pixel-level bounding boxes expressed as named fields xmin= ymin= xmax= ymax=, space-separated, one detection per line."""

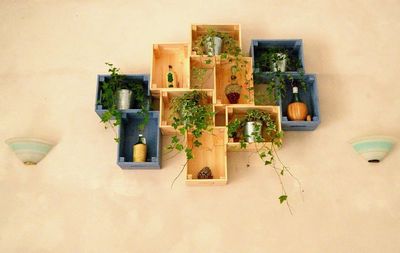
xmin=167 ymin=90 xmax=214 ymax=185
xmin=255 ymin=48 xmax=295 ymax=73
xmin=193 ymin=28 xmax=223 ymax=56
xmin=100 ymin=63 xmax=149 ymax=142
xmin=193 ymin=28 xmax=241 ymax=57
xmin=227 ymin=109 xmax=302 ymax=213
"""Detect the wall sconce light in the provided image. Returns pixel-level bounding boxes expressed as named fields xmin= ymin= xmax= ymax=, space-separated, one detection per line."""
xmin=350 ymin=135 xmax=396 ymax=163
xmin=5 ymin=137 xmax=55 ymax=165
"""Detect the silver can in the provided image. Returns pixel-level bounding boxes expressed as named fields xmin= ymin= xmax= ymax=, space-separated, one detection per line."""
xmin=244 ymin=121 xmax=263 ymax=143
xmin=117 ymin=89 xmax=132 ymax=110
xmin=271 ymin=53 xmax=287 ymax=72
xmin=205 ymin=36 xmax=222 ymax=56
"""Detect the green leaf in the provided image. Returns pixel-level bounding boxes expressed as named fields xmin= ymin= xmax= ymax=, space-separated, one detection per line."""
xmin=176 ymin=144 xmax=184 ymax=151
xmin=240 ymin=140 xmax=247 ymax=149
xmin=193 ymin=140 xmax=202 ymax=147
xmin=172 ymin=135 xmax=179 ymax=144
xmin=185 ymin=148 xmax=193 ymax=160
xmin=279 ymin=195 xmax=287 ymax=204
xmin=264 ymin=160 xmax=272 ymax=165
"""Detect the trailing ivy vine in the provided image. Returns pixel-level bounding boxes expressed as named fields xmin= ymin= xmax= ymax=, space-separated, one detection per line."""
xmin=99 ymin=62 xmax=149 ymax=142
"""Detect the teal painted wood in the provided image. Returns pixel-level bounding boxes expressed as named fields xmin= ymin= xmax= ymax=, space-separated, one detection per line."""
xmin=117 ymin=111 xmax=161 ymax=169
xmin=95 ymin=74 xmax=151 ymax=119
xmin=253 ymin=73 xmax=320 ymax=131
xmin=250 ymin=39 xmax=305 ymax=75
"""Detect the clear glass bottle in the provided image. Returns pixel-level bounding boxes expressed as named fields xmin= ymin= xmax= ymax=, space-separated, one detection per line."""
xmin=166 ymin=65 xmax=177 ymax=88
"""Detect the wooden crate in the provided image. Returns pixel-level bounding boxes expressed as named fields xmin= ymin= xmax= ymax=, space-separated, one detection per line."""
xmin=190 ymin=55 xmax=216 ymax=89
xmin=214 ymin=105 xmax=227 ymax=127
xmin=225 ymin=105 xmax=282 ymax=152
xmin=150 ymin=43 xmax=190 ymax=94
xmin=117 ymin=112 xmax=161 ymax=169
xmin=159 ymin=89 xmax=214 ymax=135
xmin=95 ymin=74 xmax=151 ymax=119
xmin=280 ymin=74 xmax=320 ymax=131
xmin=190 ymin=24 xmax=241 ymax=55
xmin=215 ymin=57 xmax=254 ymax=105
xmin=250 ymin=39 xmax=305 ymax=74
xmin=186 ymin=128 xmax=227 ymax=185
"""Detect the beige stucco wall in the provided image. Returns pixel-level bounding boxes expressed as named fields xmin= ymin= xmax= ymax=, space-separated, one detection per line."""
xmin=1 ymin=0 xmax=399 ymax=252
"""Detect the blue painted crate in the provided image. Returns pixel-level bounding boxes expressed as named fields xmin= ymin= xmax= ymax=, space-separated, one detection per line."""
xmin=280 ymin=74 xmax=320 ymax=131
xmin=250 ymin=39 xmax=305 ymax=74
xmin=117 ymin=111 xmax=161 ymax=169
xmin=95 ymin=74 xmax=151 ymax=119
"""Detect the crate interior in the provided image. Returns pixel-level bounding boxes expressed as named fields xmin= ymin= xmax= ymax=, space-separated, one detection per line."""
xmin=227 ymin=106 xmax=281 ymax=143
xmin=160 ymin=90 xmax=213 ymax=126
xmin=187 ymin=128 xmax=226 ymax=180
xmin=97 ymin=75 xmax=149 ymax=110
xmin=215 ymin=57 xmax=253 ymax=104
xmin=191 ymin=24 xmax=241 ymax=54
xmin=190 ymin=55 xmax=215 ymax=89
xmin=152 ymin=43 xmax=189 ymax=89
xmin=253 ymin=40 xmax=303 ymax=72
xmin=214 ymin=105 xmax=226 ymax=127
xmin=281 ymin=75 xmax=318 ymax=121
xmin=253 ymin=74 xmax=278 ymax=106
xmin=119 ymin=112 xmax=159 ymax=163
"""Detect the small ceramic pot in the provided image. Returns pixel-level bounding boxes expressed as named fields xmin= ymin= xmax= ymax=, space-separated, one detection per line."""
xmin=288 ymin=102 xmax=308 ymax=121
xmin=350 ymin=136 xmax=396 ymax=163
xmin=117 ymin=89 xmax=132 ymax=110
xmin=244 ymin=122 xmax=263 ymax=143
xmin=5 ymin=137 xmax=55 ymax=165
xmin=205 ymin=36 xmax=222 ymax=56
xmin=271 ymin=53 xmax=287 ymax=72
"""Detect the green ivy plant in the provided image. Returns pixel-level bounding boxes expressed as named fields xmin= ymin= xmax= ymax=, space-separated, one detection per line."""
xmin=167 ymin=90 xmax=215 ymax=186
xmin=253 ymin=47 xmax=307 ymax=104
xmin=227 ymin=109 xmax=302 ymax=213
xmin=99 ymin=62 xmax=149 ymax=142
xmin=193 ymin=28 xmax=241 ymax=56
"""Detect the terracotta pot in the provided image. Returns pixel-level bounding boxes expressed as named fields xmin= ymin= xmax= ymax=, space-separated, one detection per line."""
xmin=287 ymin=102 xmax=308 ymax=121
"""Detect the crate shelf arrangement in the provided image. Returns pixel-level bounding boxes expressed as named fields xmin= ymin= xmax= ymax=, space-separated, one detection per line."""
xmin=94 ymin=23 xmax=321 ymax=181
xmin=117 ymin=112 xmax=161 ymax=169
xmin=95 ymin=74 xmax=150 ymax=118
xmin=150 ymin=43 xmax=190 ymax=94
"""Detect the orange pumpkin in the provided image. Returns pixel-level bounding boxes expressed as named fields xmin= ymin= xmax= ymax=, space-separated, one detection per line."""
xmin=288 ymin=102 xmax=308 ymax=121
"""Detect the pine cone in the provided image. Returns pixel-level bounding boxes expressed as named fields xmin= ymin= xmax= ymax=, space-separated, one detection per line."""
xmin=198 ymin=167 xmax=213 ymax=179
